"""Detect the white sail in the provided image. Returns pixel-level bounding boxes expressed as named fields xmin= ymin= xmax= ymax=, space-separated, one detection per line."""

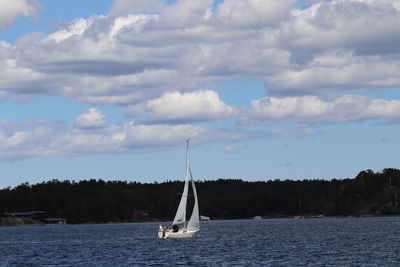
xmin=172 ymin=178 xmax=188 ymax=225
xmin=172 ymin=140 xmax=190 ymax=226
xmin=187 ymin=167 xmax=200 ymax=230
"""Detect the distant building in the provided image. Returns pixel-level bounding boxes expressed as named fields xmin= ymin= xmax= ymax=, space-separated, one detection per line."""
xmin=134 ymin=210 xmax=152 ymax=218
xmin=3 ymin=211 xmax=66 ymax=225
xmin=200 ymin=215 xmax=210 ymax=221
xmin=3 ymin=211 xmax=47 ymax=218
xmin=44 ymin=218 xmax=67 ymax=225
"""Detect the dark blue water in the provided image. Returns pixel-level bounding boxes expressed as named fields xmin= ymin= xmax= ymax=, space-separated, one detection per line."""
xmin=1 ymin=217 xmax=400 ymax=266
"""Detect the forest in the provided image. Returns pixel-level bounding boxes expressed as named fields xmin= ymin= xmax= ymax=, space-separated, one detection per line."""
xmin=1 ymin=168 xmax=400 ymax=224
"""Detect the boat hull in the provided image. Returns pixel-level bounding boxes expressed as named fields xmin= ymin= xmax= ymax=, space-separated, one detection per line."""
xmin=158 ymin=229 xmax=199 ymax=240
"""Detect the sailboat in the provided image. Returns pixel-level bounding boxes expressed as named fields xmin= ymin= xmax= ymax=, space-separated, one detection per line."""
xmin=158 ymin=140 xmax=200 ymax=239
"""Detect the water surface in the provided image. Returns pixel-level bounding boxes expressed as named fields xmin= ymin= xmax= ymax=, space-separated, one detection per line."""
xmin=1 ymin=217 xmax=400 ymax=266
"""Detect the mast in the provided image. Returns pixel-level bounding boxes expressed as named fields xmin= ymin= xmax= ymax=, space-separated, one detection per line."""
xmin=186 ymin=139 xmax=190 ymax=180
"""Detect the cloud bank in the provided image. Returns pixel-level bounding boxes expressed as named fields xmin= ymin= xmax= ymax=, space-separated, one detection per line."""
xmin=1 ymin=0 xmax=400 ymax=159
xmin=251 ymin=95 xmax=400 ymax=125
xmin=0 ymin=108 xmax=255 ymax=160
xmin=3 ymin=0 xmax=400 ymax=102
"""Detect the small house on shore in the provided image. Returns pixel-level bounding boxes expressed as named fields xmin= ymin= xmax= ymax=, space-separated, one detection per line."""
xmin=2 ymin=211 xmax=66 ymax=226
xmin=200 ymin=215 xmax=210 ymax=221
xmin=3 ymin=211 xmax=48 ymax=218
xmin=44 ymin=218 xmax=67 ymax=225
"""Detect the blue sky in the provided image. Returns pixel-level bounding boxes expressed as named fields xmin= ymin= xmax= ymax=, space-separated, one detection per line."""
xmin=0 ymin=0 xmax=400 ymax=188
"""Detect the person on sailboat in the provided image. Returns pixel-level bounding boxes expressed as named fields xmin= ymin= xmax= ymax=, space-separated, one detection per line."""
xmin=159 ymin=224 xmax=166 ymax=238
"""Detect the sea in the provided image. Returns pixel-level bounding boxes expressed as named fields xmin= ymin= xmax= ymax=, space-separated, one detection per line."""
xmin=1 ymin=217 xmax=400 ymax=266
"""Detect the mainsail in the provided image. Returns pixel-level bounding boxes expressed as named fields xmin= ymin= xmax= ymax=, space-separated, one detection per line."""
xmin=172 ymin=167 xmax=189 ymax=225
xmin=172 ymin=140 xmax=199 ymax=230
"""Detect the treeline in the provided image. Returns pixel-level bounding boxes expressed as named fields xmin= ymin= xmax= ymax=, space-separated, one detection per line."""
xmin=1 ymin=168 xmax=400 ymax=224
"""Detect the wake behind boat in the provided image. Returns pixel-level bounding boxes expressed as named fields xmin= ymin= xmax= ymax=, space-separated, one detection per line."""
xmin=158 ymin=140 xmax=199 ymax=240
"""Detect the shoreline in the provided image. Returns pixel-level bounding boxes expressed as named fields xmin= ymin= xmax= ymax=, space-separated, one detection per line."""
xmin=2 ymin=214 xmax=399 ymax=228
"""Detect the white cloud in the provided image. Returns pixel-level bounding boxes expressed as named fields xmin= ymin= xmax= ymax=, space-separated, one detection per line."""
xmin=157 ymin=0 xmax=214 ymax=29
xmin=45 ymin=18 xmax=94 ymax=43
xmin=223 ymin=145 xmax=246 ymax=154
xmin=0 ymin=0 xmax=42 ymax=30
xmin=0 ymin=113 xmax=256 ymax=160
xmin=7 ymin=0 xmax=400 ymax=162
xmin=74 ymin=108 xmax=108 ymax=129
xmin=139 ymin=90 xmax=235 ymax=123
xmin=0 ymin=57 xmax=53 ymax=97
xmin=2 ymin=0 xmax=400 ymax=104
xmin=216 ymin=0 xmax=294 ymax=28
xmin=0 ymin=0 xmax=288 ymax=106
xmin=1 ymin=0 xmax=400 ymax=140
xmin=70 ymin=69 xmax=182 ymax=105
xmin=251 ymin=95 xmax=400 ymax=124
xmin=0 ymin=118 xmax=63 ymax=131
xmin=109 ymin=14 xmax=152 ymax=38
xmin=8 ymin=0 xmax=396 ymax=104
xmin=223 ymin=145 xmax=236 ymax=153
xmin=267 ymin=52 xmax=400 ymax=95
xmin=260 ymin=0 xmax=400 ymax=95
xmin=109 ymin=0 xmax=165 ymax=16
xmin=280 ymin=0 xmax=400 ymax=57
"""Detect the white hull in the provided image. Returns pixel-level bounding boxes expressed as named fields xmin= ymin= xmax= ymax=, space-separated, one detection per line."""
xmin=158 ymin=229 xmax=199 ymax=240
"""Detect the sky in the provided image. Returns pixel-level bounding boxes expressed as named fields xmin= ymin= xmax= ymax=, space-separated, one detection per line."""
xmin=0 ymin=0 xmax=400 ymax=188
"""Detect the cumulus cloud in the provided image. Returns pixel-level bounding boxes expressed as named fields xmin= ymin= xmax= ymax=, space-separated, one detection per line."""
xmin=216 ymin=0 xmax=295 ymax=28
xmin=2 ymin=0 xmax=292 ymax=106
xmin=44 ymin=18 xmax=94 ymax=43
xmin=156 ymin=0 xmax=214 ymax=29
xmin=0 ymin=128 xmax=58 ymax=160
xmin=128 ymin=90 xmax=235 ymax=123
xmin=2 ymin=0 xmax=400 ymax=106
xmin=251 ymin=95 xmax=400 ymax=125
xmin=74 ymin=108 xmax=108 ymax=129
xmin=0 ymin=112 xmax=256 ymax=160
xmin=280 ymin=0 xmax=400 ymax=57
xmin=267 ymin=52 xmax=400 ymax=96
xmin=0 ymin=0 xmax=42 ymax=30
xmin=109 ymin=0 xmax=165 ymax=16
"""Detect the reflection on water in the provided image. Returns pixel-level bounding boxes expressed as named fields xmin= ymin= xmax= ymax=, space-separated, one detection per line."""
xmin=1 ymin=217 xmax=400 ymax=266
